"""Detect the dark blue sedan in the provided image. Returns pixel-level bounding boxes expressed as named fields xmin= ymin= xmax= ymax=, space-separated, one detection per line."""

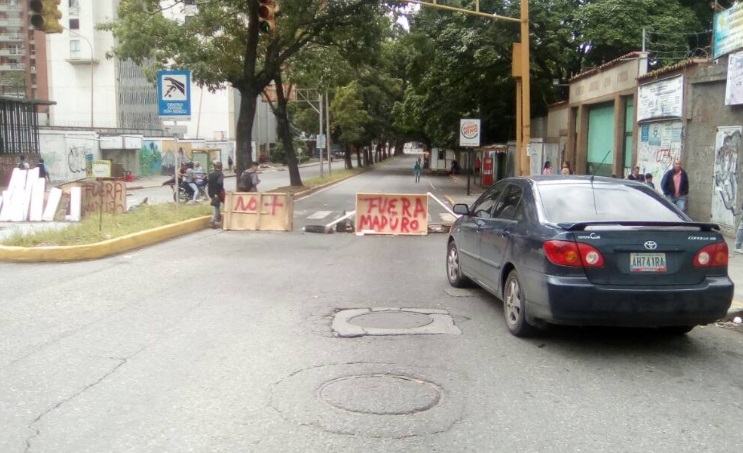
xmin=446 ymin=176 xmax=734 ymax=336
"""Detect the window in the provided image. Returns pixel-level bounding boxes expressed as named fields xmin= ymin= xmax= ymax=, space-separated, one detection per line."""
xmin=493 ymin=185 xmax=523 ymax=220
xmin=69 ymin=19 xmax=80 ymax=30
xmin=69 ymin=40 xmax=81 ymax=59
xmin=69 ymin=0 xmax=80 ymax=16
xmin=471 ymin=184 xmax=506 ymax=219
xmin=537 ymin=182 xmax=685 ymax=223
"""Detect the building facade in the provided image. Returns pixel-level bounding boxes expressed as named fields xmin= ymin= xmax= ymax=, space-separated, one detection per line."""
xmin=0 ymin=0 xmax=50 ymax=112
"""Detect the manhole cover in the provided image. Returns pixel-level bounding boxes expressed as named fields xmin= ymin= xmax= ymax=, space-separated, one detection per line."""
xmin=319 ymin=374 xmax=441 ymax=415
xmin=332 ymin=308 xmax=461 ymax=337
xmin=270 ymin=362 xmax=467 ymax=438
xmin=349 ymin=311 xmax=434 ymax=329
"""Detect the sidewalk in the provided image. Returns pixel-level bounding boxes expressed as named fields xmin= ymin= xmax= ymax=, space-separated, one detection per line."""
xmin=126 ymin=160 xmax=320 ymax=190
xmin=441 ymin=172 xmax=743 ymax=316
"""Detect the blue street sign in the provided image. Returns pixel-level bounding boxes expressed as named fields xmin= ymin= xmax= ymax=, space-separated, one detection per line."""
xmin=157 ymin=70 xmax=191 ymax=118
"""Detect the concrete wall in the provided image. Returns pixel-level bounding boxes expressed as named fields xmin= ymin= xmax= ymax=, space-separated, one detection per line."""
xmin=38 ymin=130 xmax=100 ymax=182
xmin=686 ymin=56 xmax=741 ymax=231
xmin=570 ymin=59 xmax=642 ymax=104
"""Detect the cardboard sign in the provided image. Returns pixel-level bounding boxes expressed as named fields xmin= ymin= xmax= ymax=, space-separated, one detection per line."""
xmin=355 ymin=193 xmax=428 ymax=235
xmin=80 ymin=179 xmax=127 ymax=216
xmin=224 ymin=192 xmax=293 ymax=231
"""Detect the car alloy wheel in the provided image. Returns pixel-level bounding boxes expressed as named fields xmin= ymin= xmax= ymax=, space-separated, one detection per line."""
xmin=503 ymin=271 xmax=536 ymax=337
xmin=447 ymin=241 xmax=469 ymax=288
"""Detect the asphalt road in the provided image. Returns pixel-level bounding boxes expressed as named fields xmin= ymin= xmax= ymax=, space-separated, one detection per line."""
xmin=125 ymin=159 xmax=348 ymax=209
xmin=2 ymin=155 xmax=743 ymax=452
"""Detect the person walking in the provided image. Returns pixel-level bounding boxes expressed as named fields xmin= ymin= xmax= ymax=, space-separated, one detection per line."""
xmin=413 ymin=159 xmax=421 ymax=183
xmin=207 ymin=162 xmax=225 ymax=229
xmin=239 ymin=162 xmax=261 ymax=192
xmin=661 ymin=160 xmax=689 ymax=212
xmin=37 ymin=158 xmax=50 ymax=184
xmin=542 ymin=161 xmax=553 ymax=175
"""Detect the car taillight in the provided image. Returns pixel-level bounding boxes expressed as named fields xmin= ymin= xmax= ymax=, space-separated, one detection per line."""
xmin=544 ymin=240 xmax=605 ymax=268
xmin=693 ymin=242 xmax=728 ymax=268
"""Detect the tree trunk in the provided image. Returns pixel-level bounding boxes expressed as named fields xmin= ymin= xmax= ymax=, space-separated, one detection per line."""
xmin=356 ymin=145 xmax=362 ymax=167
xmin=235 ymin=89 xmax=258 ymax=177
xmin=274 ymin=72 xmax=302 ymax=186
xmin=344 ymin=144 xmax=353 ymax=169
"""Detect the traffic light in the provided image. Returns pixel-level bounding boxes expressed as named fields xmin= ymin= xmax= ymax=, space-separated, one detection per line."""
xmin=29 ymin=0 xmax=64 ymax=34
xmin=258 ymin=0 xmax=278 ymax=33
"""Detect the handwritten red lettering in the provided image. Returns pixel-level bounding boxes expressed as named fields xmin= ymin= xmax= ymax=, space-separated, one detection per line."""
xmin=234 ymin=195 xmax=258 ymax=212
xmin=263 ymin=195 xmax=284 ymax=216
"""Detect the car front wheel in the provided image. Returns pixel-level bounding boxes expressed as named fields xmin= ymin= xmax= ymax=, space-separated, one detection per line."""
xmin=446 ymin=241 xmax=470 ymax=288
xmin=503 ymin=270 xmax=537 ymax=337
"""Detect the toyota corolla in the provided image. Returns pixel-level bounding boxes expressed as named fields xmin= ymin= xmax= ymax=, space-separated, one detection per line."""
xmin=446 ymin=176 xmax=734 ymax=336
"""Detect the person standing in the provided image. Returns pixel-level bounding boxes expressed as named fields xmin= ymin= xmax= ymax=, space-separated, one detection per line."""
xmin=207 ymin=162 xmax=225 ymax=229
xmin=413 ymin=159 xmax=421 ymax=183
xmin=561 ymin=161 xmax=573 ymax=175
xmin=542 ymin=161 xmax=553 ymax=175
xmin=661 ymin=160 xmax=689 ymax=212
xmin=17 ymin=155 xmax=29 ymax=169
xmin=627 ymin=166 xmax=645 ymax=182
xmin=644 ymin=173 xmax=655 ymax=189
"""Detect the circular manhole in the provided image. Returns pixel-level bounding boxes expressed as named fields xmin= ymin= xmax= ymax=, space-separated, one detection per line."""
xmin=349 ymin=311 xmax=434 ymax=329
xmin=319 ymin=374 xmax=442 ymax=415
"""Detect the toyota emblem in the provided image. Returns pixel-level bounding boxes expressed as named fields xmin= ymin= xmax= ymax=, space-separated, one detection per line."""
xmin=644 ymin=241 xmax=658 ymax=250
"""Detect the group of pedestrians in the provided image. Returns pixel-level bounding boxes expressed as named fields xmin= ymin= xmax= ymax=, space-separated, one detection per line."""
xmin=542 ymin=160 xmax=574 ymax=175
xmin=627 ymin=161 xmax=689 ymax=212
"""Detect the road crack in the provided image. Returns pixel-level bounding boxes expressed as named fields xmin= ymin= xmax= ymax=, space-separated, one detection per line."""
xmin=23 ymin=356 xmax=129 ymax=453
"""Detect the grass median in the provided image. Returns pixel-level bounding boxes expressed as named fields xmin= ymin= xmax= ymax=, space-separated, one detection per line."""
xmin=0 ymin=203 xmax=211 ymax=247
xmin=1 ymin=165 xmax=370 ymax=247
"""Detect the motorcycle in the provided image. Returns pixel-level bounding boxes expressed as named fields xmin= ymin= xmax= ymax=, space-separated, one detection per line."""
xmin=162 ymin=177 xmax=191 ymax=203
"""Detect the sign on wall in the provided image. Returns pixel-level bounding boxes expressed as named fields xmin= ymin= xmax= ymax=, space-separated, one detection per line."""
xmin=80 ymin=179 xmax=127 ymax=217
xmin=355 ymin=193 xmax=428 ymax=235
xmin=726 ymin=51 xmax=743 ymax=106
xmin=637 ymin=76 xmax=683 ymax=122
xmin=91 ymin=160 xmax=112 ymax=178
xmin=459 ymin=119 xmax=481 ymax=147
xmin=714 ymin=3 xmax=743 ymax=59
xmin=637 ymin=121 xmax=683 ymax=189
xmin=157 ymin=70 xmax=191 ymax=118
xmin=711 ymin=126 xmax=741 ymax=229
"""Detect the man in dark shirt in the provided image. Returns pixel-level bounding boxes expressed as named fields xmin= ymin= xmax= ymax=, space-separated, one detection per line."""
xmin=207 ymin=162 xmax=225 ymax=228
xmin=627 ymin=166 xmax=645 ymax=182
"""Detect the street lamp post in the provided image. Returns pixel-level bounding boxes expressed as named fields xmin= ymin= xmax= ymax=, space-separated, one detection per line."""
xmin=68 ymin=29 xmax=94 ymax=129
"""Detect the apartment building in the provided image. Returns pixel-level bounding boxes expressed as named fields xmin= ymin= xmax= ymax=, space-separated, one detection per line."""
xmin=0 ymin=0 xmax=50 ymax=109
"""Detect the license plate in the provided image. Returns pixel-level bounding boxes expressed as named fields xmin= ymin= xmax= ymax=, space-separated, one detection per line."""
xmin=630 ymin=253 xmax=667 ymax=272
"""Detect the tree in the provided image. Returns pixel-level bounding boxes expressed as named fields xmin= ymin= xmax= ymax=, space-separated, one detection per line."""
xmin=101 ymin=0 xmax=388 ymax=178
xmin=331 ymin=81 xmax=373 ymax=168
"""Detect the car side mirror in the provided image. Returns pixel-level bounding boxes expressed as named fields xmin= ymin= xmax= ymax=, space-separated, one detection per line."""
xmin=452 ymin=204 xmax=470 ymax=216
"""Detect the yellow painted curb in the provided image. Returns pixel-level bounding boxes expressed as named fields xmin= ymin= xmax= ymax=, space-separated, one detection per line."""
xmin=0 ymin=216 xmax=212 ymax=263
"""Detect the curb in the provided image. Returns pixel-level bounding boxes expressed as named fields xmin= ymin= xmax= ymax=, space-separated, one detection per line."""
xmin=0 ymin=216 xmax=211 ymax=263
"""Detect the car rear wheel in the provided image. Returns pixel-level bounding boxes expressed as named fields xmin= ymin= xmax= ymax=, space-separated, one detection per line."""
xmin=446 ymin=241 xmax=470 ymax=288
xmin=503 ymin=271 xmax=537 ymax=337
xmin=657 ymin=325 xmax=695 ymax=335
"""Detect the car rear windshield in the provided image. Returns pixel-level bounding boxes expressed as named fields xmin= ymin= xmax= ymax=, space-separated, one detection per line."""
xmin=537 ymin=182 xmax=687 ymax=223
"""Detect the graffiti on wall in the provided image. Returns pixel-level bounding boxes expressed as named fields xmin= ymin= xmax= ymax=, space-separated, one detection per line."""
xmin=711 ymin=126 xmax=741 ymax=228
xmin=67 ymin=146 xmax=93 ymax=177
xmin=637 ymin=121 xmax=683 ymax=189
xmin=139 ymin=141 xmax=163 ymax=177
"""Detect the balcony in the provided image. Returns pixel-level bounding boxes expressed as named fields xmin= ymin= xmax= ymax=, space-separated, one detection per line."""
xmin=0 ymin=49 xmax=25 ymax=57
xmin=0 ymin=34 xmax=24 ymax=42
xmin=0 ymin=62 xmax=25 ymax=71
xmin=0 ymin=5 xmax=22 ymax=13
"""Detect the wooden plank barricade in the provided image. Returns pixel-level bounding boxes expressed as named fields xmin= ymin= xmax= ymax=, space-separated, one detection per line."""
xmin=355 ymin=193 xmax=428 ymax=235
xmin=224 ymin=192 xmax=293 ymax=231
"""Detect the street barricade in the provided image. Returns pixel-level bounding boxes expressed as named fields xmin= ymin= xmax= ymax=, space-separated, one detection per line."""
xmin=224 ymin=192 xmax=293 ymax=231
xmin=355 ymin=193 xmax=428 ymax=235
